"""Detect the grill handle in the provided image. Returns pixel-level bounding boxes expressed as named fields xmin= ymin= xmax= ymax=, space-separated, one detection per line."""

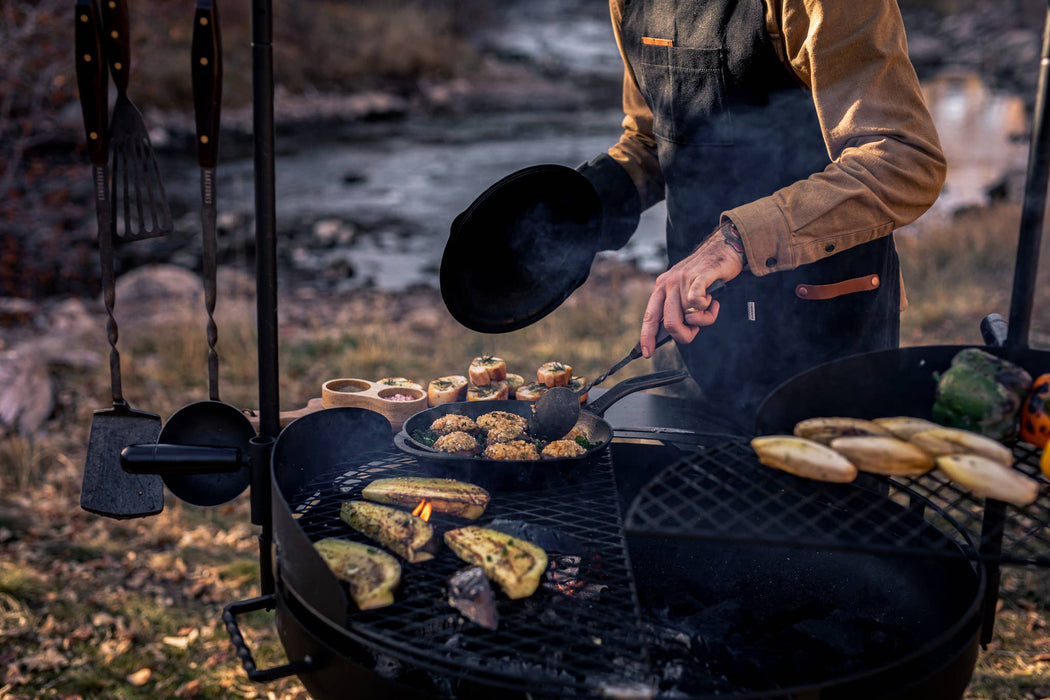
xmin=222 ymin=595 xmax=314 ymax=683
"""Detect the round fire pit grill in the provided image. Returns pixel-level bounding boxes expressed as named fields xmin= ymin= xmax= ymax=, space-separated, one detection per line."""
xmin=217 ymin=408 xmax=985 ymax=700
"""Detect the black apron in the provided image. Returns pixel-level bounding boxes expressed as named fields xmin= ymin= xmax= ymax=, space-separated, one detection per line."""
xmin=621 ymin=0 xmax=900 ymax=431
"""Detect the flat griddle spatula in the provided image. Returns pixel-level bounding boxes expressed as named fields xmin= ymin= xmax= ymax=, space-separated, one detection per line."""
xmin=75 ymin=0 xmax=163 ymax=519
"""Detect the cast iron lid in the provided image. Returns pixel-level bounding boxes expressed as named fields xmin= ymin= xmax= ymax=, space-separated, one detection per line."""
xmin=441 ymin=164 xmax=602 ymax=333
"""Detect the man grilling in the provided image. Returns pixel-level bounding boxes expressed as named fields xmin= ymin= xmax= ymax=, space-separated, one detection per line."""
xmin=570 ymin=0 xmax=945 ymax=430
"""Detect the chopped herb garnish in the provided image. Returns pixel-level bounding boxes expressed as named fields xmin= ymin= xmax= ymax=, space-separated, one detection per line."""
xmin=411 ymin=428 xmax=439 ymax=446
xmin=575 ymin=435 xmax=596 ymax=450
xmin=485 ymin=555 xmax=493 ymax=562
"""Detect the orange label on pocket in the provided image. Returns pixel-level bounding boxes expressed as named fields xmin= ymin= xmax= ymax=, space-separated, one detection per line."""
xmin=641 ymin=36 xmax=674 ymax=47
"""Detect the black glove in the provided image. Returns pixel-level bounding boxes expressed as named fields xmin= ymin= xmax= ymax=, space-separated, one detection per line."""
xmin=576 ymin=153 xmax=641 ymax=252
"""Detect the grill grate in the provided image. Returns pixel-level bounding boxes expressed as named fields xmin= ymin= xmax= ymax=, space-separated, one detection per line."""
xmin=625 ymin=439 xmax=1050 ymax=566
xmin=284 ymin=448 xmax=652 ymax=697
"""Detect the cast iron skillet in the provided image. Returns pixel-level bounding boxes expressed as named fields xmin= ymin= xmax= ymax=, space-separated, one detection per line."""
xmin=754 ymin=343 xmax=1050 ymax=434
xmin=394 ymin=370 xmax=687 ymax=490
xmin=440 ymin=164 xmax=602 ymax=334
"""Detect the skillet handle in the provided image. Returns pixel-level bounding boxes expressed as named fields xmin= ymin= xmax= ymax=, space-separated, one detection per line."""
xmin=585 ymin=370 xmax=689 ymax=418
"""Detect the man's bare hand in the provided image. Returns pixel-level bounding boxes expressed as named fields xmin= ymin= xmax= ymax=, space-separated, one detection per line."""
xmin=640 ymin=226 xmax=745 ymax=357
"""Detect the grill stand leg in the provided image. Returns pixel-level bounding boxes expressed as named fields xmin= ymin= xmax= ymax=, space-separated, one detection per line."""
xmin=978 ymin=499 xmax=1007 ymax=647
xmin=1006 ymin=0 xmax=1050 ymax=348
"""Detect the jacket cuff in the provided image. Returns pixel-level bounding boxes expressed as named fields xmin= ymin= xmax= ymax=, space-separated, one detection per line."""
xmin=723 ymin=198 xmax=795 ymax=276
xmin=576 ymin=154 xmax=641 ymax=251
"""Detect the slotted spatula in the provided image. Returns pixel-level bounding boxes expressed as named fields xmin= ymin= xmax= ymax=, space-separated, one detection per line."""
xmin=99 ymin=0 xmax=172 ymax=241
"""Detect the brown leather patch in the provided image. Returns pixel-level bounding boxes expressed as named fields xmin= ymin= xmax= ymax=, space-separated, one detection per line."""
xmin=795 ymin=274 xmax=880 ymax=300
xmin=641 ymin=36 xmax=674 ymax=46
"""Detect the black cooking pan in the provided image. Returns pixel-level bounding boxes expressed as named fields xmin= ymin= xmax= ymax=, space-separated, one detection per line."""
xmin=394 ymin=370 xmax=688 ymax=489
xmin=754 ymin=343 xmax=1050 ymax=434
xmin=440 ymin=164 xmax=602 ymax=333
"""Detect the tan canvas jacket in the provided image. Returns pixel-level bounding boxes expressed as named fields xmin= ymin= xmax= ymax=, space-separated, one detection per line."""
xmin=606 ymin=0 xmax=946 ymax=289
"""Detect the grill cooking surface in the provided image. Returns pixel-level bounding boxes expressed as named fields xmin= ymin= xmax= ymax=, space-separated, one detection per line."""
xmin=626 ymin=439 xmax=1050 ymax=566
xmin=285 ymin=448 xmax=651 ymax=697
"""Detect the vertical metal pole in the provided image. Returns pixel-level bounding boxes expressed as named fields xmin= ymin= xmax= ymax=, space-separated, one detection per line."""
xmin=252 ymin=0 xmax=278 ymax=596
xmin=1006 ymin=2 xmax=1050 ymax=348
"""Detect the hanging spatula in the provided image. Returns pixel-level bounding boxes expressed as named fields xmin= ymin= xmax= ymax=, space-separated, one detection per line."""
xmin=75 ymin=0 xmax=164 ymax=519
xmin=99 ymin=0 xmax=172 ymax=240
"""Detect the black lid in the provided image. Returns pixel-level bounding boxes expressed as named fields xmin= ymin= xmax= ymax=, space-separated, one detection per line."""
xmin=440 ymin=164 xmax=602 ymax=333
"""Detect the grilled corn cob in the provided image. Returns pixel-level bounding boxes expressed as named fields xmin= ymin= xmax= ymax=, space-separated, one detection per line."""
xmin=828 ymin=436 xmax=936 ymax=476
xmin=443 ymin=526 xmax=548 ymax=599
xmin=935 ymin=454 xmax=1040 ymax=506
xmin=750 ymin=435 xmax=858 ymax=483
xmin=909 ymin=427 xmax=1013 ymax=468
xmin=792 ymin=417 xmax=891 ymax=444
xmin=314 ymin=538 xmax=401 ymax=610
xmin=362 ymin=477 xmax=490 ymax=520
xmin=341 ymin=501 xmax=440 ymax=563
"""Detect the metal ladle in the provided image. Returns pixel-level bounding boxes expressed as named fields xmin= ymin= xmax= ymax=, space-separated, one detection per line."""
xmin=529 ymin=281 xmax=725 ymax=440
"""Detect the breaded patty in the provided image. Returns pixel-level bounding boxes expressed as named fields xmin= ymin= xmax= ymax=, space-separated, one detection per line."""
xmin=476 ymin=411 xmax=528 ymax=432
xmin=541 ymin=439 xmax=586 ymax=459
xmin=430 ymin=414 xmax=479 ymax=435
xmin=434 ymin=431 xmax=479 ymax=456
xmin=486 ymin=422 xmax=526 ymax=444
xmin=483 ymin=440 xmax=540 ymax=461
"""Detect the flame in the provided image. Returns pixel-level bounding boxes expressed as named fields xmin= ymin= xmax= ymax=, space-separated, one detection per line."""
xmin=412 ymin=499 xmax=432 ymax=522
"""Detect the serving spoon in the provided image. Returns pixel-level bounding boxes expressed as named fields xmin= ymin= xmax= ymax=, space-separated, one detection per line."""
xmin=528 ymin=281 xmax=725 ymax=441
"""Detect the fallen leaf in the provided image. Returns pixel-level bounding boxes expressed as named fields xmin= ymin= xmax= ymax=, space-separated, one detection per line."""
xmin=163 ymin=635 xmax=190 ymax=650
xmin=174 ymin=679 xmax=204 ymax=698
xmin=126 ymin=667 xmax=151 ymax=686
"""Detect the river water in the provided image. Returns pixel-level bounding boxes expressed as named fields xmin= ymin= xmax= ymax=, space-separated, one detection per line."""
xmin=166 ymin=3 xmax=1032 ymax=292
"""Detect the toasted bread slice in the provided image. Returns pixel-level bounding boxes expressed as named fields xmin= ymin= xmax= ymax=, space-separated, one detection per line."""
xmin=428 ymin=375 xmax=468 ymax=406
xmin=504 ymin=373 xmax=525 ymax=399
xmin=467 ymin=381 xmax=509 ymax=401
xmin=515 ymin=381 xmax=548 ymax=402
xmin=537 ymin=361 xmax=572 ymax=388
xmin=568 ymin=376 xmax=588 ymax=404
xmin=468 ymin=356 xmax=507 ymax=386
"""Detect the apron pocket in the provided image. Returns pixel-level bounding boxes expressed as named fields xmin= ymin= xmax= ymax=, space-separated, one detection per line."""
xmin=637 ymin=44 xmax=733 ymax=146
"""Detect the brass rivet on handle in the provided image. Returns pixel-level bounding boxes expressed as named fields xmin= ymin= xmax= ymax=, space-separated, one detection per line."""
xmin=870 ymin=275 xmax=879 ymax=287
xmin=110 ymin=30 xmax=118 ymax=39
xmin=113 ymin=61 xmax=123 ymax=71
xmin=84 ymin=53 xmax=92 ymax=62
xmin=200 ymin=17 xmax=209 ymax=25
xmin=797 ymin=286 xmax=808 ymax=297
xmin=89 ymin=131 xmax=99 ymax=141
xmin=200 ymin=57 xmax=209 ymax=66
xmin=79 ymin=13 xmax=88 ymax=22
xmin=200 ymin=135 xmax=209 ymax=144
